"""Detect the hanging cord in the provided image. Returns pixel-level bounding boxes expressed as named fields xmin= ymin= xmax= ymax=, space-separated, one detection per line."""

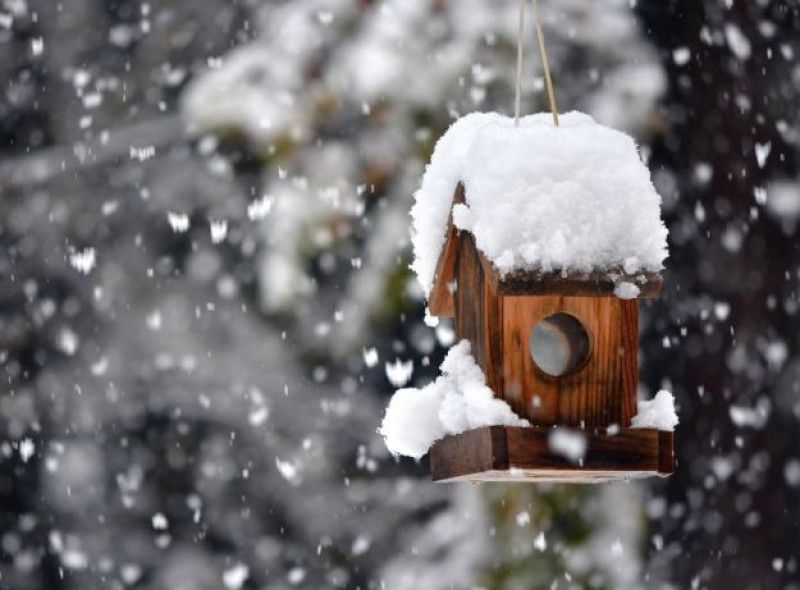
xmin=533 ymin=0 xmax=559 ymax=126
xmin=514 ymin=0 xmax=525 ymax=126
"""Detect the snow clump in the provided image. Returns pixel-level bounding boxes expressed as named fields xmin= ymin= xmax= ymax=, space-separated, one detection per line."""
xmin=380 ymin=340 xmax=528 ymax=459
xmin=631 ymin=390 xmax=679 ymax=431
xmin=410 ymin=111 xmax=668 ymax=296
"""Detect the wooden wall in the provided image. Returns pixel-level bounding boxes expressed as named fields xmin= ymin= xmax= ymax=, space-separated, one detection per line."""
xmin=453 ymin=233 xmax=504 ymax=395
xmin=453 ymin=232 xmax=639 ymax=428
xmin=502 ymin=294 xmax=638 ymax=427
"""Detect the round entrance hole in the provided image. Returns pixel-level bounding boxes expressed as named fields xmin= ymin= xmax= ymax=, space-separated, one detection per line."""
xmin=528 ymin=313 xmax=591 ymax=377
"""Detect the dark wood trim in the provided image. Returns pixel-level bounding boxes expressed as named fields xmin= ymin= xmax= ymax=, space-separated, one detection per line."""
xmin=429 ymin=425 xmax=508 ymax=477
xmin=658 ymin=430 xmax=675 ymax=475
xmin=482 ymin=257 xmax=663 ymax=298
xmin=430 ymin=425 xmax=674 ymax=482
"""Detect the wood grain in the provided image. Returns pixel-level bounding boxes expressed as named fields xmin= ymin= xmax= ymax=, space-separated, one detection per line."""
xmin=454 ymin=232 xmax=505 ymax=394
xmin=430 ymin=425 xmax=673 ymax=482
xmin=502 ymin=295 xmax=638 ymax=427
xmin=428 ymin=184 xmax=466 ymax=317
xmin=429 ymin=426 xmax=507 ymax=477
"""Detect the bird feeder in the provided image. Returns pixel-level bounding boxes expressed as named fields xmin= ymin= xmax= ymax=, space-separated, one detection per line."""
xmin=425 ymin=182 xmax=674 ymax=483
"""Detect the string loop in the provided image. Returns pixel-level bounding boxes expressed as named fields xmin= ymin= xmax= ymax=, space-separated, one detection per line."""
xmin=514 ymin=0 xmax=560 ymax=128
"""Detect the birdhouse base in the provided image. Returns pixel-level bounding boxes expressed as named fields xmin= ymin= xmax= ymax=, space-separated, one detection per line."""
xmin=430 ymin=426 xmax=674 ymax=483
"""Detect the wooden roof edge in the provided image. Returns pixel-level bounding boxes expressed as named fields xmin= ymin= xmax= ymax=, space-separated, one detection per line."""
xmin=427 ymin=181 xmax=663 ymax=316
xmin=427 ymin=183 xmax=466 ymax=317
xmin=480 ymin=254 xmax=663 ymax=298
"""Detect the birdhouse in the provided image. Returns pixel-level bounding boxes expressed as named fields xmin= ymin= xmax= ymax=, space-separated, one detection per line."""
xmin=380 ymin=112 xmax=677 ymax=483
xmin=426 ymin=180 xmax=674 ymax=482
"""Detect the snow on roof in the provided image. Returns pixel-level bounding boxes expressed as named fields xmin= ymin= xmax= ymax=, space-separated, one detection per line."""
xmin=410 ymin=111 xmax=669 ymax=296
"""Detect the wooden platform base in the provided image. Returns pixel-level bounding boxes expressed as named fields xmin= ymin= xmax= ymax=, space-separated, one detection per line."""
xmin=430 ymin=426 xmax=674 ymax=483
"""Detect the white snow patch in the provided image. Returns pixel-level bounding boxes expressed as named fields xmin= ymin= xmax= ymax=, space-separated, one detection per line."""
xmin=623 ymin=256 xmax=641 ymax=274
xmin=784 ymin=459 xmax=800 ymax=487
xmin=631 ymin=390 xmax=679 ymax=431
xmin=534 ymin=531 xmax=547 ymax=552
xmin=151 ymin=513 xmax=168 ymax=530
xmin=120 ymin=564 xmax=142 ymax=584
xmin=223 ymin=563 xmax=249 ymax=590
xmin=611 ymin=538 xmax=624 ymax=556
xmin=287 ymin=567 xmax=306 ymax=585
xmin=714 ymin=302 xmax=731 ymax=321
xmin=672 ymin=47 xmax=690 ymax=65
xmin=755 ymin=142 xmax=771 ymax=168
xmin=58 ymin=328 xmax=79 ymax=356
xmin=385 ymin=359 xmax=413 ymax=387
xmin=31 ymin=37 xmax=44 ymax=56
xmin=548 ymin=429 xmax=587 ymax=463
xmin=167 ymin=212 xmax=190 ymax=233
xmin=19 ymin=438 xmax=35 ymax=462
xmin=729 ymin=399 xmax=770 ymax=429
xmin=146 ymin=310 xmax=162 ymax=331
xmin=69 ymin=247 xmax=96 ymax=274
xmin=130 ymin=145 xmax=155 ymax=161
xmin=210 ymin=219 xmax=228 ymax=243
xmin=380 ymin=341 xmax=528 ymax=459
xmin=275 ymin=458 xmax=299 ymax=483
xmin=766 ymin=180 xmax=800 ymax=225
xmin=90 ymin=356 xmax=109 ymax=376
xmin=363 ymin=347 xmax=379 ymax=368
xmin=101 ymin=200 xmax=119 ymax=216
xmin=411 ymin=112 xmax=668 ymax=296
xmin=248 ymin=406 xmax=269 ymax=426
xmin=725 ymin=23 xmax=751 ymax=60
xmin=351 ymin=535 xmax=371 ymax=556
xmin=614 ymin=281 xmax=641 ymax=299
xmin=247 ymin=195 xmax=273 ymax=220
xmin=435 ymin=322 xmax=456 ymax=347
xmin=62 ymin=549 xmax=88 ymax=570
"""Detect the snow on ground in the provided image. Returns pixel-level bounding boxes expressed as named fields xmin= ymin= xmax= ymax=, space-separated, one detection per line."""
xmin=380 ymin=341 xmax=528 ymax=458
xmin=631 ymin=390 xmax=679 ymax=431
xmin=410 ymin=111 xmax=668 ymax=296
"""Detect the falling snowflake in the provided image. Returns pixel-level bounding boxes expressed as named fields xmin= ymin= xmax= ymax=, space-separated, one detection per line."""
xmin=210 ymin=219 xmax=228 ymax=243
xmin=385 ymin=359 xmax=413 ymax=387
xmin=247 ymin=195 xmax=273 ymax=220
xmin=69 ymin=247 xmax=96 ymax=274
xmin=222 ymin=563 xmax=249 ymax=590
xmin=19 ymin=438 xmax=35 ymax=462
xmin=167 ymin=212 xmax=190 ymax=233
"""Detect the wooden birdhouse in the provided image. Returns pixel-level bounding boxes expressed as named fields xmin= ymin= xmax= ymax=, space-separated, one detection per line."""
xmin=379 ymin=9 xmax=677 ymax=482
xmin=368 ymin=99 xmax=678 ymax=482
xmin=425 ymin=180 xmax=675 ymax=483
xmin=379 ymin=111 xmax=677 ymax=483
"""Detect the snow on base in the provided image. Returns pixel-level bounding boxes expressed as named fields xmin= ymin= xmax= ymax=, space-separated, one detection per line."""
xmin=410 ymin=111 xmax=668 ymax=296
xmin=380 ymin=341 xmax=528 ymax=459
xmin=630 ymin=390 xmax=678 ymax=431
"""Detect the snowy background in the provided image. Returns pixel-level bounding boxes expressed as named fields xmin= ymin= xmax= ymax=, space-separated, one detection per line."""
xmin=0 ymin=0 xmax=799 ymax=588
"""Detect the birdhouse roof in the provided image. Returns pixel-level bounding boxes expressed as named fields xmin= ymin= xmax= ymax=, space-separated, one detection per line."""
xmin=411 ymin=112 xmax=668 ymax=308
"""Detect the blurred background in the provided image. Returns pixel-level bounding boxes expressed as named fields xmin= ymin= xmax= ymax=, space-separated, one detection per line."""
xmin=0 ymin=0 xmax=799 ymax=588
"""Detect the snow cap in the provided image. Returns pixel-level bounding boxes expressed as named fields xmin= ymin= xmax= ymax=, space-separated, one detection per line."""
xmin=410 ymin=111 xmax=669 ymax=296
